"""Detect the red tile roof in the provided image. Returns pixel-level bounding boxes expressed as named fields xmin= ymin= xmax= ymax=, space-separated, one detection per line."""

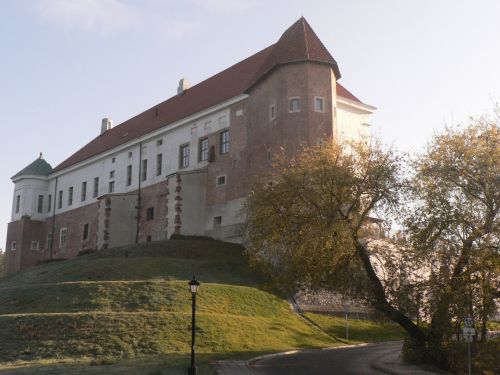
xmin=53 ymin=18 xmax=364 ymax=173
xmin=252 ymin=17 xmax=341 ymax=85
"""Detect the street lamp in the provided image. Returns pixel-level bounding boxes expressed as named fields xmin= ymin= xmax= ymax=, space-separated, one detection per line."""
xmin=188 ymin=276 xmax=200 ymax=375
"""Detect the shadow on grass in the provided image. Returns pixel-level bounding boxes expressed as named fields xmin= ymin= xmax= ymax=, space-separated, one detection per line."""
xmin=0 ymin=351 xmax=284 ymax=375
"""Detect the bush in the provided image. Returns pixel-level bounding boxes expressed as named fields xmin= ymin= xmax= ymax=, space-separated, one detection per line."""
xmin=402 ymin=334 xmax=448 ymax=369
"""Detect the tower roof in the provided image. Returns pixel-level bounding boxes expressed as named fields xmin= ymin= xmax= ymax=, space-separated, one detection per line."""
xmin=251 ymin=17 xmax=341 ymax=85
xmin=12 ymin=153 xmax=53 ymax=180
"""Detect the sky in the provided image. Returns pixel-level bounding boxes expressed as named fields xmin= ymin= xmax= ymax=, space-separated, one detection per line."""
xmin=1 ymin=0 xmax=500 ymax=250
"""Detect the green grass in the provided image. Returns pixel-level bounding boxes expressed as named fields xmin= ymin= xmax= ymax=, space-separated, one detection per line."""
xmin=304 ymin=312 xmax=405 ymax=344
xmin=0 ymin=239 xmax=412 ymax=374
xmin=0 ymin=240 xmax=336 ymax=374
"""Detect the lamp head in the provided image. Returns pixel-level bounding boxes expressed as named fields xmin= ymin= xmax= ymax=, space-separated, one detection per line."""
xmin=189 ymin=276 xmax=200 ymax=294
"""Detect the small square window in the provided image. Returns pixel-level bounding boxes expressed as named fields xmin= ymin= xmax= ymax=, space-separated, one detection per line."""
xmin=128 ymin=151 xmax=133 ymax=158
xmin=31 ymin=241 xmax=39 ymax=250
xmin=157 ymin=139 xmax=163 ymax=146
xmin=216 ymin=175 xmax=226 ymax=186
xmin=213 ymin=216 xmax=222 ymax=228
xmin=289 ymin=97 xmax=300 ymax=112
xmin=111 ymin=157 xmax=116 ymax=163
xmin=314 ymin=97 xmax=325 ymax=112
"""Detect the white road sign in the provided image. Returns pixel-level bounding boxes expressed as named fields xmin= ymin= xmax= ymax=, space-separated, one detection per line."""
xmin=463 ymin=327 xmax=476 ymax=336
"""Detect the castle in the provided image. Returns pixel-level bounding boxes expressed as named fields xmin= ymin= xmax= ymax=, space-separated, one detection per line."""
xmin=5 ymin=18 xmax=375 ymax=274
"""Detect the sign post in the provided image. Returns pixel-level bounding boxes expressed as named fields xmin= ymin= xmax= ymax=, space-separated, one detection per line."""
xmin=463 ymin=317 xmax=475 ymax=375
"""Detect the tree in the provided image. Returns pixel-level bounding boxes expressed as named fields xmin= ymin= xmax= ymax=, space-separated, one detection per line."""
xmin=405 ymin=118 xmax=499 ymax=349
xmin=245 ymin=140 xmax=426 ymax=343
xmin=244 ymin=117 xmax=499 ymax=367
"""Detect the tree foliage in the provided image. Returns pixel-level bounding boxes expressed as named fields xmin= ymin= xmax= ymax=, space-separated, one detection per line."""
xmin=244 ymin=115 xmax=499 ymax=368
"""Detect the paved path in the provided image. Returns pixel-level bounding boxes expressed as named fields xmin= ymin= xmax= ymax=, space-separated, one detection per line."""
xmin=214 ymin=341 xmax=446 ymax=375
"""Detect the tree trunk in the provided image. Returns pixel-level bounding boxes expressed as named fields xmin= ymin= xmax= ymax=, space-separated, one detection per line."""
xmin=355 ymin=241 xmax=426 ymax=343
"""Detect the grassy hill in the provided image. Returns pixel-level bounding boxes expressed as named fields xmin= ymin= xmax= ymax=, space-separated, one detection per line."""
xmin=0 ymin=240 xmax=338 ymax=374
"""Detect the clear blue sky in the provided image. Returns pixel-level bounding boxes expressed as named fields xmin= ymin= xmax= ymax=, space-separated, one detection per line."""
xmin=1 ymin=0 xmax=500 ymax=249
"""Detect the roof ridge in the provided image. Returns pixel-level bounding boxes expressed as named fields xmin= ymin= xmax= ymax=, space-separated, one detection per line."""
xmin=301 ymin=18 xmax=310 ymax=60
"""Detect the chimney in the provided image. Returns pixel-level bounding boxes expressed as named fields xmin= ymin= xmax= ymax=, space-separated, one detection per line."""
xmin=177 ymin=78 xmax=191 ymax=95
xmin=101 ymin=118 xmax=113 ymax=135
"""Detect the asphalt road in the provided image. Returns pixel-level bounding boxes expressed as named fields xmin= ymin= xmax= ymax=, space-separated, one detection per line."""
xmin=251 ymin=341 xmax=428 ymax=375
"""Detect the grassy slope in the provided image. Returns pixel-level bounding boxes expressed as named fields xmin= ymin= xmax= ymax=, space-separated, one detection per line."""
xmin=0 ymin=240 xmax=335 ymax=374
xmin=304 ymin=313 xmax=404 ymax=344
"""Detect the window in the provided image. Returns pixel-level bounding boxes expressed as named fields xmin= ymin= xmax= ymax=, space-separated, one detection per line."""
xmin=142 ymin=159 xmax=148 ymax=181
xmin=199 ymin=138 xmax=209 ymax=161
xmin=270 ymin=104 xmax=276 ymax=120
xmin=111 ymin=157 xmax=116 ymax=163
xmin=46 ymin=233 xmax=52 ymax=250
xmin=37 ymin=195 xmax=44 ymax=213
xmin=267 ymin=149 xmax=272 ymax=161
xmin=109 ymin=170 xmax=115 ymax=178
xmin=30 ymin=241 xmax=39 ymax=250
xmin=213 ymin=216 xmax=222 ymax=228
xmin=146 ymin=235 xmax=152 ymax=243
xmin=11 ymin=241 xmax=16 ymax=251
xmin=220 ymin=130 xmax=230 ymax=154
xmin=146 ymin=207 xmax=155 ymax=221
xmin=108 ymin=181 xmax=115 ymax=193
xmin=216 ymin=175 xmax=226 ymax=186
xmin=314 ymin=96 xmax=325 ymax=112
xmin=180 ymin=144 xmax=189 ymax=168
xmin=128 ymin=151 xmax=133 ymax=158
xmin=156 ymin=139 xmax=163 ymax=146
xmin=68 ymin=187 xmax=73 ymax=206
xmin=81 ymin=181 xmax=87 ymax=202
xmin=82 ymin=223 xmax=89 ymax=241
xmin=156 ymin=154 xmax=162 ymax=176
xmin=58 ymin=190 xmax=63 ymax=209
xmin=15 ymin=195 xmax=20 ymax=213
xmin=289 ymin=97 xmax=300 ymax=112
xmin=93 ymin=177 xmax=99 ymax=198
xmin=47 ymin=194 xmax=52 ymax=213
xmin=59 ymin=228 xmax=67 ymax=248
xmin=127 ymin=165 xmax=132 ymax=186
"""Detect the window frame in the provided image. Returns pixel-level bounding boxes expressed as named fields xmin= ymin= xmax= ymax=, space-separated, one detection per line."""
xmin=216 ymin=175 xmax=226 ymax=187
xmin=58 ymin=190 xmax=63 ymax=209
xmin=142 ymin=159 xmax=148 ymax=181
xmin=289 ymin=96 xmax=300 ymax=113
xmin=30 ymin=241 xmax=39 ymax=251
xmin=68 ymin=186 xmax=73 ymax=206
xmin=11 ymin=241 xmax=16 ymax=251
xmin=126 ymin=165 xmax=132 ymax=186
xmin=47 ymin=194 xmax=52 ymax=213
xmin=82 ymin=223 xmax=89 ymax=241
xmin=15 ymin=195 xmax=20 ymax=213
xmin=314 ymin=96 xmax=325 ymax=113
xmin=146 ymin=207 xmax=155 ymax=221
xmin=81 ymin=181 xmax=87 ymax=202
xmin=59 ymin=227 xmax=67 ymax=248
xmin=156 ymin=153 xmax=162 ymax=176
xmin=199 ymin=137 xmax=209 ymax=162
xmin=270 ymin=104 xmax=276 ymax=120
xmin=93 ymin=177 xmax=99 ymax=198
xmin=179 ymin=143 xmax=190 ymax=169
xmin=37 ymin=195 xmax=44 ymax=213
xmin=220 ymin=130 xmax=230 ymax=154
xmin=108 ymin=181 xmax=115 ymax=193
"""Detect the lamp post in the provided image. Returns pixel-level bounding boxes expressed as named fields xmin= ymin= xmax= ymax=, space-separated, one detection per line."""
xmin=188 ymin=276 xmax=200 ymax=375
